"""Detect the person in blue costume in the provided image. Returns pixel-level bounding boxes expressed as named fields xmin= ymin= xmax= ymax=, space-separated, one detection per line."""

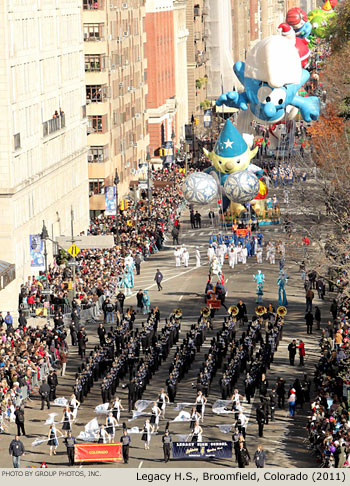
xmin=256 ymin=283 xmax=264 ymax=304
xmin=257 ymin=231 xmax=263 ymax=246
xmin=277 ymin=270 xmax=288 ymax=307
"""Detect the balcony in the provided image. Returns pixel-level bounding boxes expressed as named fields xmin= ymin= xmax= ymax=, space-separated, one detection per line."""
xmin=85 ymin=54 xmax=106 ymax=72
xmin=88 ymin=144 xmax=109 ymax=163
xmin=83 ymin=24 xmax=105 ymax=42
xmin=42 ymin=113 xmax=65 ymax=137
xmin=87 ymin=114 xmax=108 ymax=134
xmin=86 ymin=84 xmax=110 ymax=103
xmin=83 ymin=0 xmax=104 ymax=9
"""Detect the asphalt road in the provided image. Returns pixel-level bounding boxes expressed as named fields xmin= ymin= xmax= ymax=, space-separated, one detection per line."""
xmin=0 ymin=192 xmax=331 ymax=469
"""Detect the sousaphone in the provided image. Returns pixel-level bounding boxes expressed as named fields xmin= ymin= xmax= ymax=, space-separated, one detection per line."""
xmin=228 ymin=305 xmax=239 ymax=317
xmin=201 ymin=306 xmax=211 ymax=318
xmin=255 ymin=305 xmax=267 ymax=316
xmin=173 ymin=308 xmax=182 ymax=319
xmin=277 ymin=306 xmax=287 ymax=317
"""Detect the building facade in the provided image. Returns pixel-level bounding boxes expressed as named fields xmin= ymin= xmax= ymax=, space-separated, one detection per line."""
xmin=145 ymin=0 xmax=176 ymax=155
xmin=173 ymin=0 xmax=189 ymax=142
xmin=206 ymin=0 xmax=234 ymax=99
xmin=186 ymin=0 xmax=209 ymax=120
xmin=83 ymin=0 xmax=149 ymax=213
xmin=0 ymin=0 xmax=90 ymax=314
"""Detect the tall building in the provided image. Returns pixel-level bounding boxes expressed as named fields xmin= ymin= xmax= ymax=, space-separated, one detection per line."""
xmin=0 ymin=0 xmax=89 ymax=313
xmin=173 ymin=0 xmax=189 ymax=141
xmin=300 ymin=0 xmax=317 ymax=11
xmin=206 ymin=0 xmax=235 ymax=99
xmin=83 ymin=0 xmax=149 ymax=214
xmin=144 ymin=0 xmax=176 ymax=155
xmin=260 ymin=0 xmax=285 ymax=38
xmin=186 ymin=0 xmax=209 ymax=120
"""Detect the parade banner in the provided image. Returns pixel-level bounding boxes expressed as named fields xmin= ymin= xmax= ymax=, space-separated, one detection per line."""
xmin=172 ymin=441 xmax=232 ymax=460
xmin=74 ymin=443 xmax=122 ymax=463
xmin=30 ymin=234 xmax=45 ymax=268
xmin=203 ymin=109 xmax=212 ymax=128
xmin=164 ymin=141 xmax=174 ymax=165
xmin=104 ymin=186 xmax=116 ymax=215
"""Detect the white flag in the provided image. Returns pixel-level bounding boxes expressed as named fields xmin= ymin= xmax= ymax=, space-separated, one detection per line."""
xmin=172 ymin=411 xmax=191 ymax=422
xmin=95 ymin=403 xmax=110 ymax=414
xmin=217 ymin=424 xmax=233 ymax=434
xmin=32 ymin=438 xmax=47 ymax=447
xmin=85 ymin=418 xmax=99 ymax=433
xmin=53 ymin=397 xmax=68 ymax=407
xmin=174 ymin=402 xmax=194 ymax=411
xmin=212 ymin=399 xmax=234 ymax=414
xmin=45 ymin=413 xmax=58 ymax=425
xmin=135 ymin=400 xmax=153 ymax=412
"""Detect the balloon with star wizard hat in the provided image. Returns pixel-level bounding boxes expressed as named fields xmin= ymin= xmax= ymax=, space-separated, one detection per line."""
xmin=203 ymin=118 xmax=258 ymax=181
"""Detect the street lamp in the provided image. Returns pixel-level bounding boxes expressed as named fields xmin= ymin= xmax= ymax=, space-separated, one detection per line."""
xmin=114 ymin=169 xmax=120 ymax=244
xmin=146 ymin=151 xmax=151 ymax=217
xmin=40 ymin=220 xmax=50 ymax=324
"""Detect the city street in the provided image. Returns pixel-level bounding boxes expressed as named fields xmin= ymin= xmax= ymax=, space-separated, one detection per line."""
xmin=0 ymin=184 xmax=329 ymax=468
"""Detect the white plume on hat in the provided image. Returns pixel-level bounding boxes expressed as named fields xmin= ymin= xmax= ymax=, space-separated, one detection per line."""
xmin=244 ymin=35 xmax=302 ymax=88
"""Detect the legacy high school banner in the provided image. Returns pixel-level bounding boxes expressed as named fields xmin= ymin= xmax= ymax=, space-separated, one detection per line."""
xmin=172 ymin=441 xmax=232 ymax=459
xmin=74 ymin=443 xmax=122 ymax=463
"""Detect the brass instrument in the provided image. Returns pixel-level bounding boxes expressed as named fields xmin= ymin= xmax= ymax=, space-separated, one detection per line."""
xmin=277 ymin=306 xmax=287 ymax=317
xmin=201 ymin=306 xmax=211 ymax=318
xmin=228 ymin=305 xmax=239 ymax=317
xmin=173 ymin=308 xmax=182 ymax=319
xmin=255 ymin=305 xmax=267 ymax=316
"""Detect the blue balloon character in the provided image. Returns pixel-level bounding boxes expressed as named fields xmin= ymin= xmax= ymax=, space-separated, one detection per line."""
xmin=216 ymin=36 xmax=320 ymax=125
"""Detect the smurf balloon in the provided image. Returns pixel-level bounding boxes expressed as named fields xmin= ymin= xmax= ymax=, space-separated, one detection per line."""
xmin=286 ymin=7 xmax=312 ymax=39
xmin=216 ymin=36 xmax=320 ymax=129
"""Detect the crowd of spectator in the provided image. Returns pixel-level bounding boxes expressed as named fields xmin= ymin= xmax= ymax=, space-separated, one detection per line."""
xmin=306 ymin=294 xmax=350 ymax=467
xmin=18 ymin=168 xmax=185 ymax=319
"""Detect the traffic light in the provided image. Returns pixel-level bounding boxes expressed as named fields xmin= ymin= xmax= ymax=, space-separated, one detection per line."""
xmin=194 ymin=118 xmax=199 ymax=125
xmin=120 ymin=200 xmax=124 ymax=211
xmin=125 ymin=200 xmax=129 ymax=210
xmin=159 ymin=148 xmax=165 ymax=157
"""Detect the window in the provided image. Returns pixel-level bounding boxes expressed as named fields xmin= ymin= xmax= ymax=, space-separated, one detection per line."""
xmin=85 ymin=55 xmax=105 ymax=72
xmin=86 ymin=85 xmax=108 ymax=103
xmin=88 ymin=145 xmax=109 ymax=163
xmin=89 ymin=179 xmax=105 ymax=195
xmin=87 ymin=115 xmax=107 ymax=133
xmin=83 ymin=24 xmax=104 ymax=41
xmin=83 ymin=0 xmax=103 ymax=9
xmin=14 ymin=133 xmax=21 ymax=150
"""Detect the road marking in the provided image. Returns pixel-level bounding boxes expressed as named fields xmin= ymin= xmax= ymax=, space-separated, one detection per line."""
xmin=125 ymin=266 xmax=198 ymax=300
xmin=179 ymin=295 xmax=183 ymax=301
xmin=138 ymin=461 xmax=143 ymax=468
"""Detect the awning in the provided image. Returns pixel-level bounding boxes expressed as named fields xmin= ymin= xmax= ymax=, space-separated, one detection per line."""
xmin=0 ymin=260 xmax=16 ymax=291
xmin=56 ymin=235 xmax=115 ymax=250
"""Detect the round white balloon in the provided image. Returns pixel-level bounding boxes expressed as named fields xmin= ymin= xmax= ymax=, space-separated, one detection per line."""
xmin=224 ymin=170 xmax=260 ymax=203
xmin=182 ymin=172 xmax=218 ymax=205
